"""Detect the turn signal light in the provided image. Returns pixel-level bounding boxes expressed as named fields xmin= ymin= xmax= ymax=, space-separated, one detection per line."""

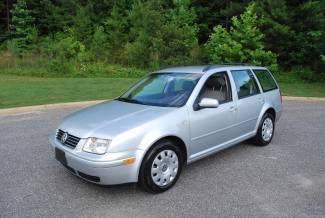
xmin=122 ymin=157 xmax=136 ymax=165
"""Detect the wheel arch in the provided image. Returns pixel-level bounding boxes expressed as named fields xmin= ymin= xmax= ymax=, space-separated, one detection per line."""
xmin=136 ymin=135 xmax=188 ymax=181
xmin=265 ymin=107 xmax=276 ymax=120
xmin=142 ymin=135 xmax=187 ymax=164
xmin=255 ymin=105 xmax=277 ymax=132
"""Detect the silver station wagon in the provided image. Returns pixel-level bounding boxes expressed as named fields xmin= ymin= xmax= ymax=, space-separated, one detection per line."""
xmin=49 ymin=65 xmax=282 ymax=193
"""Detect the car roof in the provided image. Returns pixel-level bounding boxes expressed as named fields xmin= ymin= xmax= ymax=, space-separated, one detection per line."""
xmin=155 ymin=64 xmax=267 ymax=74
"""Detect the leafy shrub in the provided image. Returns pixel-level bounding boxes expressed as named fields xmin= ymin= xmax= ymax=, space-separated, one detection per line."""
xmin=54 ymin=36 xmax=85 ymax=61
xmin=321 ymin=55 xmax=325 ymax=62
xmin=294 ymin=67 xmax=321 ymax=82
xmin=46 ymin=30 xmax=88 ymax=75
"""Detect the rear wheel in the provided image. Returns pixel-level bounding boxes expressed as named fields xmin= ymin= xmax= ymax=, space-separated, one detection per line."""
xmin=138 ymin=140 xmax=183 ymax=193
xmin=252 ymin=113 xmax=275 ymax=146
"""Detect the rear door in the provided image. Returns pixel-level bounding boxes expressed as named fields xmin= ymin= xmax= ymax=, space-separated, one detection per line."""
xmin=230 ymin=69 xmax=264 ymax=136
xmin=252 ymin=68 xmax=282 ymax=119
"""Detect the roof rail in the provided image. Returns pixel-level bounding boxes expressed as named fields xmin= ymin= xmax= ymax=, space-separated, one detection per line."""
xmin=202 ymin=64 xmax=219 ymax=72
xmin=202 ymin=63 xmax=252 ymax=72
xmin=156 ymin=64 xmax=198 ymax=71
xmin=221 ymin=62 xmax=251 ymax=66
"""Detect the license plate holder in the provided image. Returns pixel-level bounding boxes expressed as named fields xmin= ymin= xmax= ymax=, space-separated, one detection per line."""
xmin=55 ymin=147 xmax=67 ymax=165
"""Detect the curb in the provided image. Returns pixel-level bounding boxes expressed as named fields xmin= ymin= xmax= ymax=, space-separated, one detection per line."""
xmin=0 ymin=100 xmax=106 ymax=115
xmin=0 ymin=96 xmax=324 ymax=115
xmin=282 ymin=96 xmax=325 ymax=102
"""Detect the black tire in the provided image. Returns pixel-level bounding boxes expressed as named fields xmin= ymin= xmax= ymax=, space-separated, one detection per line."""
xmin=251 ymin=113 xmax=275 ymax=146
xmin=138 ymin=139 xmax=183 ymax=193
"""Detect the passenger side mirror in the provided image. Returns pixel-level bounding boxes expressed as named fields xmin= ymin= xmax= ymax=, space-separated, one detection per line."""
xmin=198 ymin=98 xmax=219 ymax=109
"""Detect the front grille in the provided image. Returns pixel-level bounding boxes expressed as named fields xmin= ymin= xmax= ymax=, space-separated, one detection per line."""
xmin=56 ymin=129 xmax=81 ymax=149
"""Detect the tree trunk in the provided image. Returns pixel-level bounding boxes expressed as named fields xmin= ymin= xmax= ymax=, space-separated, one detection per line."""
xmin=6 ymin=0 xmax=9 ymax=32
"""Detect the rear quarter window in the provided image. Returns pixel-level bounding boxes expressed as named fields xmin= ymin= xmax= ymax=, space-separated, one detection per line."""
xmin=253 ymin=69 xmax=278 ymax=92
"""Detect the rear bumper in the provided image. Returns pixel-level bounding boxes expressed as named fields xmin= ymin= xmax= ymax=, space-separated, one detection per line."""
xmin=49 ymin=135 xmax=144 ymax=185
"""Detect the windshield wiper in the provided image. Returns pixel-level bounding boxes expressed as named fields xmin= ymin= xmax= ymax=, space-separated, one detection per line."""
xmin=117 ymin=97 xmax=145 ymax=105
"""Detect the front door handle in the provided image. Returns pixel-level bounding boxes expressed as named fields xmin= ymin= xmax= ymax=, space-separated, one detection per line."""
xmin=258 ymin=98 xmax=265 ymax=104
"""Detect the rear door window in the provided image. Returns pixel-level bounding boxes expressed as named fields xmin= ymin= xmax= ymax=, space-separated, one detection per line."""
xmin=253 ymin=69 xmax=278 ymax=92
xmin=231 ymin=70 xmax=260 ymax=99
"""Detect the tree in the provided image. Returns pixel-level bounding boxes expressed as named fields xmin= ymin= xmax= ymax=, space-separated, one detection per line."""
xmin=90 ymin=25 xmax=107 ymax=60
xmin=205 ymin=3 xmax=277 ymax=68
xmin=125 ymin=0 xmax=164 ymax=68
xmin=9 ymin=0 xmax=36 ymax=53
xmin=192 ymin=0 xmax=249 ymax=43
xmin=73 ymin=6 xmax=93 ymax=44
xmin=290 ymin=0 xmax=324 ymax=73
xmin=27 ymin=0 xmax=80 ymax=36
xmin=105 ymin=0 xmax=131 ymax=63
xmin=254 ymin=0 xmax=324 ymax=73
xmin=124 ymin=0 xmax=200 ymax=68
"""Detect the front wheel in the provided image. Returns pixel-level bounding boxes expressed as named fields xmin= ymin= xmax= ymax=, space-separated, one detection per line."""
xmin=252 ymin=113 xmax=275 ymax=146
xmin=138 ymin=140 xmax=183 ymax=193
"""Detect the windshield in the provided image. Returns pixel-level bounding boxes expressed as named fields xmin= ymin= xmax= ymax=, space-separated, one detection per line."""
xmin=118 ymin=73 xmax=202 ymax=107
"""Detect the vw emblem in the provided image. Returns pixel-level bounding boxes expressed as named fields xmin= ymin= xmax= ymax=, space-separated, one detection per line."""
xmin=61 ymin=132 xmax=68 ymax=143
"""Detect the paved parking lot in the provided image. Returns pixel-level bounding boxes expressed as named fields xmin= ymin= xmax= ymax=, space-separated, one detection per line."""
xmin=0 ymin=100 xmax=324 ymax=217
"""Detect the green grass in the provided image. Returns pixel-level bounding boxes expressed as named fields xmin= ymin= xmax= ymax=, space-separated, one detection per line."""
xmin=279 ymin=82 xmax=325 ymax=97
xmin=0 ymin=75 xmax=324 ymax=109
xmin=0 ymin=56 xmax=324 ymax=109
xmin=0 ymin=75 xmax=138 ymax=109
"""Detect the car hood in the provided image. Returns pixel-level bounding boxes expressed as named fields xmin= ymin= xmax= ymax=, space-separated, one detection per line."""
xmin=58 ymin=100 xmax=175 ymax=138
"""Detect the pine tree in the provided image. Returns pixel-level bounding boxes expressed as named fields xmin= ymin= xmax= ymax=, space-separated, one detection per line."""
xmin=164 ymin=0 xmax=200 ymax=64
xmin=105 ymin=0 xmax=131 ymax=63
xmin=205 ymin=3 xmax=277 ymax=68
xmin=254 ymin=0 xmax=324 ymax=73
xmin=10 ymin=0 xmax=35 ymax=53
xmin=73 ymin=6 xmax=93 ymax=44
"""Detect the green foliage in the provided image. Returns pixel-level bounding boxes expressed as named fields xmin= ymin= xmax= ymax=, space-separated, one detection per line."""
xmin=164 ymin=0 xmax=200 ymax=64
xmin=105 ymin=2 xmax=129 ymax=63
xmin=321 ymin=55 xmax=325 ymax=62
xmin=193 ymin=0 xmax=250 ymax=43
xmin=124 ymin=0 xmax=200 ymax=68
xmin=9 ymin=0 xmax=35 ymax=54
xmin=89 ymin=26 xmax=107 ymax=60
xmin=294 ymin=67 xmax=317 ymax=82
xmin=54 ymin=33 xmax=85 ymax=61
xmin=124 ymin=1 xmax=164 ymax=68
xmin=205 ymin=3 xmax=277 ymax=69
xmin=46 ymin=30 xmax=86 ymax=75
xmin=0 ymin=54 xmax=146 ymax=78
xmin=254 ymin=0 xmax=325 ymax=73
xmin=73 ymin=6 xmax=93 ymax=44
xmin=0 ymin=0 xmax=323 ymax=78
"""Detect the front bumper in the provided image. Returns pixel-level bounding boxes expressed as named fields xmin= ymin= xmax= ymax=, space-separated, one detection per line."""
xmin=49 ymin=135 xmax=145 ymax=185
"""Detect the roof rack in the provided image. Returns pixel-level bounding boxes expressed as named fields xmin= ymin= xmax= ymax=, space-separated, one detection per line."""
xmin=202 ymin=63 xmax=252 ymax=72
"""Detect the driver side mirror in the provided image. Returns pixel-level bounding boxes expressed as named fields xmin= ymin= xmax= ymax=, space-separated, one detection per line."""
xmin=198 ymin=98 xmax=219 ymax=109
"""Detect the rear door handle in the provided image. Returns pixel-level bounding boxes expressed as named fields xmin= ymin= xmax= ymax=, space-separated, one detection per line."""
xmin=229 ymin=106 xmax=237 ymax=112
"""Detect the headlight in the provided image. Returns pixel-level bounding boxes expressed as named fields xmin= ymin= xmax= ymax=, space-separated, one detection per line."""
xmin=83 ymin=137 xmax=111 ymax=155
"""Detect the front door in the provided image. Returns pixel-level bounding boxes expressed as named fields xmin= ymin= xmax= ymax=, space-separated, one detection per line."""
xmin=188 ymin=71 xmax=237 ymax=157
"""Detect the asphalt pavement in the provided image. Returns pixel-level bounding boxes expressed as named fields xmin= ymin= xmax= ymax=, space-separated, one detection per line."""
xmin=0 ymin=100 xmax=324 ymax=217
